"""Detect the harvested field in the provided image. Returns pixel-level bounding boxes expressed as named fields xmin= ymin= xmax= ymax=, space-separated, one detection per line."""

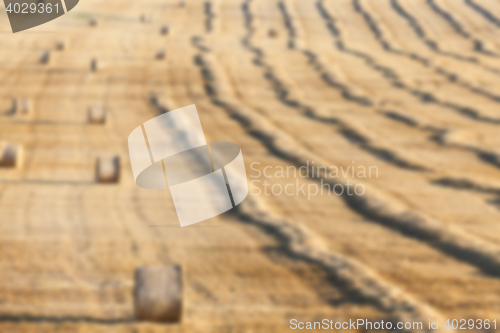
xmin=0 ymin=0 xmax=500 ymax=332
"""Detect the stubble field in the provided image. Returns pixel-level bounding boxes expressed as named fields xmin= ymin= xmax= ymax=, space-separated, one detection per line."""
xmin=1 ymin=0 xmax=500 ymax=332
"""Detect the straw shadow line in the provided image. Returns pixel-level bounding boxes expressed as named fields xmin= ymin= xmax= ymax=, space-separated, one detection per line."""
xmin=0 ymin=314 xmax=135 ymax=324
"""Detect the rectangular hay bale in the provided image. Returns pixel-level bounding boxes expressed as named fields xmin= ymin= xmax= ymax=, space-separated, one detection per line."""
xmin=134 ymin=265 xmax=183 ymax=323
